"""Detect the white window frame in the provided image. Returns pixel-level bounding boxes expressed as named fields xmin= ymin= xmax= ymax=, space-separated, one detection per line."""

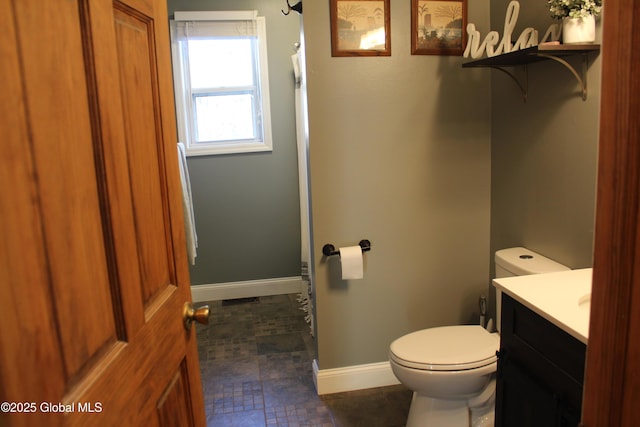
xmin=170 ymin=11 xmax=273 ymax=156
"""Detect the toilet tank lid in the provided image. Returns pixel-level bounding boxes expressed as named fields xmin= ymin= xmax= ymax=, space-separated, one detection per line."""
xmin=495 ymin=247 xmax=570 ymax=275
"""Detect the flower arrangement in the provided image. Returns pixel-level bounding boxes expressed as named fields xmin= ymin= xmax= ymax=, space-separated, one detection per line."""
xmin=548 ymin=0 xmax=602 ymax=19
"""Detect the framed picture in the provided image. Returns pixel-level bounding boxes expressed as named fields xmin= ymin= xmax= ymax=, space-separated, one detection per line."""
xmin=411 ymin=0 xmax=467 ymax=55
xmin=330 ymin=0 xmax=391 ymax=57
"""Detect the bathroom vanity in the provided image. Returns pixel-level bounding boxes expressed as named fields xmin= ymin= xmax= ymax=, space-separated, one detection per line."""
xmin=493 ymin=269 xmax=591 ymax=427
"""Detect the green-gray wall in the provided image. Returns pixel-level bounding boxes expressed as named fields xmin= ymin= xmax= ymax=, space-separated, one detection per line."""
xmin=303 ymin=0 xmax=493 ymax=369
xmin=303 ymin=0 xmax=598 ymax=370
xmin=167 ymin=0 xmax=302 ymax=284
xmin=489 ymin=0 xmax=599 ymax=276
xmin=167 ymin=0 xmax=599 ymax=372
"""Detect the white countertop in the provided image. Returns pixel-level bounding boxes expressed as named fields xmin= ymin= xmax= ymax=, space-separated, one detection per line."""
xmin=493 ymin=268 xmax=592 ymax=344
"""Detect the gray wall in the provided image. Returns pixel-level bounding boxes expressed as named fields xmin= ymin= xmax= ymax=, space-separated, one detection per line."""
xmin=167 ymin=0 xmax=599 ymax=372
xmin=167 ymin=0 xmax=303 ymax=284
xmin=489 ymin=0 xmax=599 ymax=280
xmin=303 ymin=0 xmax=493 ymax=369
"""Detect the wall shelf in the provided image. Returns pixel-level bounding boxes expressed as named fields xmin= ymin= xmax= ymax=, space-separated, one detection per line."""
xmin=462 ymin=44 xmax=600 ymax=102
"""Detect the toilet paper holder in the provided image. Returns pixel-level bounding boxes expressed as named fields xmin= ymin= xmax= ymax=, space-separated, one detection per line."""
xmin=322 ymin=240 xmax=371 ymax=257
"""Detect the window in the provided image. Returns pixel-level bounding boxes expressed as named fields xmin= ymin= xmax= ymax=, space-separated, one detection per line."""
xmin=171 ymin=11 xmax=273 ymax=156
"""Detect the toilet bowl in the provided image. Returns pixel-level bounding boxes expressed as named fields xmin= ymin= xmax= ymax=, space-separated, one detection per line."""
xmin=389 ymin=325 xmax=499 ymax=427
xmin=389 ymin=247 xmax=570 ymax=426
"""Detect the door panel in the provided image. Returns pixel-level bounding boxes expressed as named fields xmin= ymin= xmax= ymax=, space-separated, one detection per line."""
xmin=113 ymin=4 xmax=174 ymax=307
xmin=0 ymin=1 xmax=67 ymax=415
xmin=157 ymin=361 xmax=195 ymax=427
xmin=0 ymin=0 xmax=205 ymax=426
xmin=12 ymin=0 xmax=119 ymax=383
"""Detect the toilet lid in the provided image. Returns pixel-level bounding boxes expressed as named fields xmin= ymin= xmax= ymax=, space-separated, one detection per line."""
xmin=389 ymin=325 xmax=499 ymax=371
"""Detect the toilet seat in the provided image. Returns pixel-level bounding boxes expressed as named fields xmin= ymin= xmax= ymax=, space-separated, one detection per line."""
xmin=390 ymin=325 xmax=499 ymax=371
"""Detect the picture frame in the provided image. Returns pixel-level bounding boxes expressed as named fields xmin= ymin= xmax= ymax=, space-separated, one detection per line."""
xmin=411 ymin=0 xmax=467 ymax=55
xmin=330 ymin=0 xmax=391 ymax=57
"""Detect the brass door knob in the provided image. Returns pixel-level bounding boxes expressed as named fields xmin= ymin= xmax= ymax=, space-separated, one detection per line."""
xmin=183 ymin=302 xmax=210 ymax=330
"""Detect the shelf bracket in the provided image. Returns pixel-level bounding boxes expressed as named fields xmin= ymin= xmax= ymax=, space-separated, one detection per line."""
xmin=488 ymin=65 xmax=528 ymax=102
xmin=462 ymin=46 xmax=599 ymax=102
xmin=532 ymin=53 xmax=589 ymax=101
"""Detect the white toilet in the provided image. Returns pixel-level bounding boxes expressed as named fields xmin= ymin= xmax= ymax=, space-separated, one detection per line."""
xmin=389 ymin=247 xmax=570 ymax=427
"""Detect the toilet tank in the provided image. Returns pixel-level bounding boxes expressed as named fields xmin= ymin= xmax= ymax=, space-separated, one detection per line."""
xmin=494 ymin=247 xmax=570 ymax=332
xmin=495 ymin=247 xmax=571 ymax=278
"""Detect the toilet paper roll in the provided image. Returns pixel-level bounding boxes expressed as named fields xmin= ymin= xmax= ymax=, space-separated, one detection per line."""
xmin=339 ymin=246 xmax=363 ymax=280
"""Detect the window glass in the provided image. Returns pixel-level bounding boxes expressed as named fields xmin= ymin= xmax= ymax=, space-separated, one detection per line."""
xmin=187 ymin=39 xmax=254 ymax=89
xmin=194 ymin=94 xmax=256 ymax=142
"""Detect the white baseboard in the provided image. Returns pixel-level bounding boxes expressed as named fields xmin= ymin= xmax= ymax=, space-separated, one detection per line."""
xmin=312 ymin=359 xmax=400 ymax=395
xmin=191 ymin=276 xmax=306 ymax=302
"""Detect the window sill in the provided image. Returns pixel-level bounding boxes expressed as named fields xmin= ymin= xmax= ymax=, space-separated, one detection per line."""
xmin=185 ymin=142 xmax=272 ymax=157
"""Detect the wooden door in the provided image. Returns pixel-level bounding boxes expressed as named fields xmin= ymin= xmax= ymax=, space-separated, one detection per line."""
xmin=581 ymin=0 xmax=640 ymax=424
xmin=0 ymin=0 xmax=206 ymax=426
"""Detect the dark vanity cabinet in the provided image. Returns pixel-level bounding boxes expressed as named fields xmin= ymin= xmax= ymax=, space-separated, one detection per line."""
xmin=495 ymin=294 xmax=587 ymax=427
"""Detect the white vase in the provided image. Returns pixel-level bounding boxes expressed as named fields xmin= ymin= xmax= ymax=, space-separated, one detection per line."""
xmin=562 ymin=15 xmax=596 ymax=44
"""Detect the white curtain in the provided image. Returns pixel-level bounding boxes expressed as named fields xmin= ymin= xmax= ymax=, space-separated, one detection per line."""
xmin=292 ymin=51 xmax=310 ymax=272
xmin=172 ymin=10 xmax=259 ymax=39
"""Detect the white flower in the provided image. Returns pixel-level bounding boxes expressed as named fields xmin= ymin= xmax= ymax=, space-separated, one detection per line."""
xmin=547 ymin=0 xmax=602 ymax=19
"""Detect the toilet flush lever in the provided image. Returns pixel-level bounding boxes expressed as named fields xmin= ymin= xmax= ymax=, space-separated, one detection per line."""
xmin=183 ymin=302 xmax=210 ymax=330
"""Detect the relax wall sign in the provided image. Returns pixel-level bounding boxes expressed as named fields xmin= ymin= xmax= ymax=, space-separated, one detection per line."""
xmin=463 ymin=0 xmax=561 ymax=59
